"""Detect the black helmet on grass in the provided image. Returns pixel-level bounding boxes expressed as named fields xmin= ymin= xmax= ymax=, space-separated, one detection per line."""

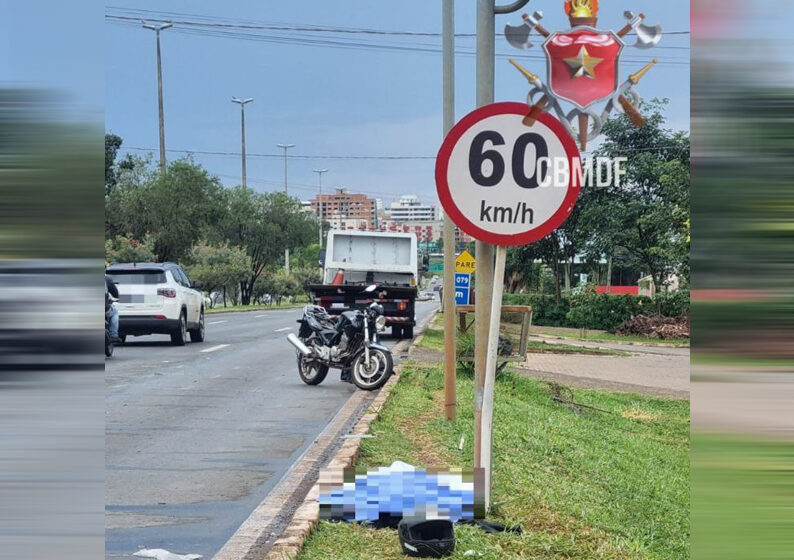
xmin=398 ymin=518 xmax=455 ymax=558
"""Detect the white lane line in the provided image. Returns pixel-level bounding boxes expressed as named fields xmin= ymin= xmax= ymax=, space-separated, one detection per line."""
xmin=208 ymin=320 xmax=228 ymax=325
xmin=200 ymin=344 xmax=229 ymax=353
xmin=255 ymin=315 xmax=267 ymax=318
xmin=274 ymin=327 xmax=291 ymax=333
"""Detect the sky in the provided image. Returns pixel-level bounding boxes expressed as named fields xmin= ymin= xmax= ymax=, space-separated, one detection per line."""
xmin=104 ymin=1 xmax=691 ymax=208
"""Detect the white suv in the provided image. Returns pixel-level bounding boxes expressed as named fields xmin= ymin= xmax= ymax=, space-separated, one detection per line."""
xmin=106 ymin=262 xmax=205 ymax=346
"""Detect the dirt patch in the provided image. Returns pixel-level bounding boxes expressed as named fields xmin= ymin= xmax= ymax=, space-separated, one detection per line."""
xmin=611 ymin=314 xmax=690 ymax=339
xmin=621 ymin=409 xmax=660 ymax=421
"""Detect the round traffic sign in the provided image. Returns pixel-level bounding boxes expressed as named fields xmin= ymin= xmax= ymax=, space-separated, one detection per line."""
xmin=435 ymin=102 xmax=581 ymax=246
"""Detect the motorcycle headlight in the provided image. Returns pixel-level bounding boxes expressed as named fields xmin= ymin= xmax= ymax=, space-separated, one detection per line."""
xmin=376 ymin=315 xmax=387 ymax=332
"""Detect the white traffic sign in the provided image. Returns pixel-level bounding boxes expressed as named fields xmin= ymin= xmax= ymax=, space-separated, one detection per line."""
xmin=435 ymin=102 xmax=581 ymax=246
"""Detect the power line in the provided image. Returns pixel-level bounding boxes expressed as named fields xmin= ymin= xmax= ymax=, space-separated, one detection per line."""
xmin=124 ymin=146 xmax=437 ymax=160
xmin=105 ymin=9 xmax=692 ymax=39
xmin=124 ymin=143 xmax=688 ymax=161
xmin=105 ymin=13 xmax=691 ymax=66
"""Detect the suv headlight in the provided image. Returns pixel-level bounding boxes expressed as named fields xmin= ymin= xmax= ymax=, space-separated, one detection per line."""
xmin=376 ymin=315 xmax=387 ymax=332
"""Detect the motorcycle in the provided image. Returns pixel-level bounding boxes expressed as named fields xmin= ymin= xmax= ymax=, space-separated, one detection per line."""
xmin=286 ymin=285 xmax=393 ymax=391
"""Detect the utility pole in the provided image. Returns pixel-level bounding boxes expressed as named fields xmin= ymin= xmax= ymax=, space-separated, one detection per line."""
xmin=277 ymin=143 xmax=295 ymax=274
xmin=142 ymin=21 xmax=172 ymax=173
xmin=313 ymin=168 xmax=328 ymax=246
xmin=232 ymin=97 xmax=254 ymax=189
xmin=442 ymin=0 xmax=457 ymax=422
xmin=474 ymin=0 xmax=530 ymax=514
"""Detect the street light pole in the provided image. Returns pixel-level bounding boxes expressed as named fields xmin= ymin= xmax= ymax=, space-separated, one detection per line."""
xmin=313 ymin=168 xmax=328 ymax=246
xmin=442 ymin=0 xmax=457 ymax=423
xmin=142 ymin=21 xmax=172 ymax=173
xmin=277 ymin=143 xmax=296 ymax=274
xmin=277 ymin=143 xmax=295 ymax=194
xmin=232 ymin=97 xmax=254 ymax=189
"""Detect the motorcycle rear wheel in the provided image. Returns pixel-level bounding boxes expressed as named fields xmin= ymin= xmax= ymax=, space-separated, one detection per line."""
xmin=351 ymin=347 xmax=392 ymax=391
xmin=297 ymin=354 xmax=329 ymax=385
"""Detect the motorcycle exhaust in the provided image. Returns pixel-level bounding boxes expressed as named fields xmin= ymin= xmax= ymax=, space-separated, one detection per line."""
xmin=287 ymin=333 xmax=312 ymax=356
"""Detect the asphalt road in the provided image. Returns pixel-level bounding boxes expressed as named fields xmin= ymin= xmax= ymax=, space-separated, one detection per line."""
xmin=105 ymin=301 xmax=438 ymax=560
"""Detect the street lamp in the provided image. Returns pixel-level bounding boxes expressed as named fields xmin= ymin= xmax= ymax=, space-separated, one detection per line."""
xmin=276 ymin=143 xmax=295 ymax=194
xmin=313 ymin=168 xmax=328 ymax=246
xmin=231 ymin=97 xmax=254 ymax=189
xmin=277 ymin=143 xmax=296 ymax=274
xmin=142 ymin=20 xmax=173 ymax=172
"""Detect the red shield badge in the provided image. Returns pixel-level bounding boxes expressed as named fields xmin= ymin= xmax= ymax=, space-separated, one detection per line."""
xmin=543 ymin=29 xmax=623 ymax=110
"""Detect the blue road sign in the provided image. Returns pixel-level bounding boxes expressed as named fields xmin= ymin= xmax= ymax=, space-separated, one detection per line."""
xmin=454 ymin=273 xmax=470 ymax=305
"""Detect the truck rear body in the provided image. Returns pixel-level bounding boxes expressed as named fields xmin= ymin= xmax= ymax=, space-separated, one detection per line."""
xmin=311 ymin=231 xmax=418 ymax=333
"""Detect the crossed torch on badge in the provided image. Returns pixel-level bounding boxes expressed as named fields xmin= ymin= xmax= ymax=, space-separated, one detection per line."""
xmin=505 ymin=0 xmax=662 ymax=150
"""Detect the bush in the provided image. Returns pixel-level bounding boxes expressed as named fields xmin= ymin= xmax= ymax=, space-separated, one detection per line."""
xmin=566 ymin=289 xmax=653 ymax=331
xmin=105 ymin=232 xmax=156 ymax=264
xmin=656 ymin=289 xmax=690 ymax=317
xmin=503 ymin=289 xmax=689 ymax=330
xmin=502 ymin=293 xmax=571 ymax=327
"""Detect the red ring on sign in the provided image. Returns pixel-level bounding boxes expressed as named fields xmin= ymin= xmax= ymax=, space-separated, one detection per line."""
xmin=435 ymin=102 xmax=581 ymax=247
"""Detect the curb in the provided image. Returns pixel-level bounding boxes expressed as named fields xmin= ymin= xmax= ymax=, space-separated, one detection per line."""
xmin=261 ymin=310 xmax=437 ymax=560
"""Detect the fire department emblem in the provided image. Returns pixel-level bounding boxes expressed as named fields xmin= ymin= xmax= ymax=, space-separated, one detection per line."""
xmin=505 ymin=0 xmax=662 ymax=150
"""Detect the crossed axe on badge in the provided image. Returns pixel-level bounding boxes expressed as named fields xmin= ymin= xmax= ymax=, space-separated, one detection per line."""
xmin=504 ymin=4 xmax=662 ymax=150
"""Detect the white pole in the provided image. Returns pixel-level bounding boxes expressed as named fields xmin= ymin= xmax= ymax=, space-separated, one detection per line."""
xmin=481 ymin=244 xmax=506 ymax=512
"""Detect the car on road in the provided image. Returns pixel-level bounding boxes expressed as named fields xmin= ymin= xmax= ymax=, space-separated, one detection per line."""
xmin=106 ymin=262 xmax=205 ymax=346
xmin=417 ymin=291 xmax=436 ymax=301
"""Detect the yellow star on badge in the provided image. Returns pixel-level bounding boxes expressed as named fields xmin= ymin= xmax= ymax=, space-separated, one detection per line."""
xmin=564 ymin=46 xmax=603 ymax=79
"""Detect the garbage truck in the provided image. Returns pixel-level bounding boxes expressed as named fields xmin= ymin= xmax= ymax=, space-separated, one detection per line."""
xmin=310 ymin=230 xmax=420 ymax=339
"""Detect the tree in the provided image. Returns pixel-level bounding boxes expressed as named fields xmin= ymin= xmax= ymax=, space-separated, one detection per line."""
xmin=105 ymin=158 xmax=226 ymax=262
xmin=105 ymin=133 xmax=123 ymax=195
xmin=293 ymin=266 xmax=322 ymax=299
xmin=185 ymin=243 xmax=251 ymax=307
xmin=105 ymin=233 xmax=157 ymax=263
xmin=217 ymin=188 xmax=318 ymax=305
xmin=585 ymin=100 xmax=690 ymax=291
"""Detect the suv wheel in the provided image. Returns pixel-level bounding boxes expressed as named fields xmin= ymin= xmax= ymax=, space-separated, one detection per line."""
xmin=171 ymin=311 xmax=187 ymax=346
xmin=189 ymin=308 xmax=205 ymax=343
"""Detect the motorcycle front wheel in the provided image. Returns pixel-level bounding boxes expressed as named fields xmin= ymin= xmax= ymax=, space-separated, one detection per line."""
xmin=351 ymin=347 xmax=393 ymax=391
xmin=297 ymin=354 xmax=329 ymax=385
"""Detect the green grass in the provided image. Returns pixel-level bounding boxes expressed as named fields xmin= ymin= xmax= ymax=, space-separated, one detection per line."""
xmin=205 ymin=302 xmax=304 ymax=314
xmin=529 ymin=326 xmax=690 ymax=347
xmin=691 ymin=353 xmax=794 ymax=369
xmin=692 ymin=434 xmax=794 ymax=560
xmin=432 ymin=313 xmax=689 ymax=347
xmin=418 ymin=328 xmax=628 ymax=357
xmin=298 ymin=362 xmax=690 ymax=560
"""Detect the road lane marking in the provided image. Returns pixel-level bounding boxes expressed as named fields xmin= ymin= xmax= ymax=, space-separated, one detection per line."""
xmin=208 ymin=320 xmax=227 ymax=325
xmin=274 ymin=327 xmax=291 ymax=333
xmin=200 ymin=344 xmax=229 ymax=353
xmin=255 ymin=314 xmax=267 ymax=318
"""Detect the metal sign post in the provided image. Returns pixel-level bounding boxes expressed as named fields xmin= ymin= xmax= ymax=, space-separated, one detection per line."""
xmin=436 ymin=102 xmax=580 ymax=511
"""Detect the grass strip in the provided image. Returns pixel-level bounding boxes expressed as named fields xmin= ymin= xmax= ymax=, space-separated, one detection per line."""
xmin=298 ymin=361 xmax=689 ymax=560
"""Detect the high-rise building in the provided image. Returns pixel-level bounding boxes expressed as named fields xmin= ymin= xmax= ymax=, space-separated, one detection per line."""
xmin=387 ymin=195 xmax=437 ymax=222
xmin=310 ymin=188 xmax=377 ymax=230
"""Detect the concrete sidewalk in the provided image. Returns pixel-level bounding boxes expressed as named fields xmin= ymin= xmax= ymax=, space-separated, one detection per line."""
xmin=517 ymin=349 xmax=689 ymax=399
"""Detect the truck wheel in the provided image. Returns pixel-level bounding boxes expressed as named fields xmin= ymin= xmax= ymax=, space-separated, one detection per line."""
xmin=403 ymin=326 xmax=414 ymax=339
xmin=392 ymin=326 xmax=403 ymax=339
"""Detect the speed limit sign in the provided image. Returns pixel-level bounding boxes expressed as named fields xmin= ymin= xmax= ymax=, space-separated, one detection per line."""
xmin=435 ymin=102 xmax=581 ymax=246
